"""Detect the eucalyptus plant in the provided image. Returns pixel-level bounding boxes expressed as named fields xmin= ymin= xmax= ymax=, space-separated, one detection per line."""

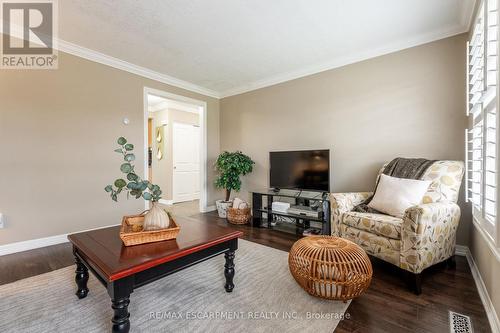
xmin=105 ymin=137 xmax=162 ymax=202
xmin=214 ymin=151 xmax=255 ymax=201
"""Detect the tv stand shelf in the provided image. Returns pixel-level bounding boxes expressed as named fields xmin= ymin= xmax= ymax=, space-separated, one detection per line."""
xmin=250 ymin=189 xmax=331 ymax=236
xmin=256 ymin=208 xmax=326 ymax=223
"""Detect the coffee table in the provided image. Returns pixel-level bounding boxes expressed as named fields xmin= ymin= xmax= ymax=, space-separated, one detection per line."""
xmin=68 ymin=215 xmax=243 ymax=333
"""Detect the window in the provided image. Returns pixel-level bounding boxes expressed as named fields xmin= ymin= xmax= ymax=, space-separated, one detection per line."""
xmin=467 ymin=0 xmax=499 ymax=243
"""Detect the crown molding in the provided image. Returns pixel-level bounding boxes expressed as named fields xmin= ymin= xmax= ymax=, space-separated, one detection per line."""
xmin=219 ymin=24 xmax=470 ymax=98
xmin=1 ymin=23 xmax=219 ymax=98
xmin=4 ymin=5 xmax=476 ymax=101
xmin=57 ymin=39 xmax=221 ymax=99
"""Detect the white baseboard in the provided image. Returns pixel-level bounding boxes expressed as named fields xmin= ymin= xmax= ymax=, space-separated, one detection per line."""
xmin=0 ymin=234 xmax=68 ymax=256
xmin=201 ymin=205 xmax=216 ymax=213
xmin=0 ymin=223 xmax=119 ymax=257
xmin=159 ymin=199 xmax=174 ymax=206
xmin=461 ymin=246 xmax=500 ymax=333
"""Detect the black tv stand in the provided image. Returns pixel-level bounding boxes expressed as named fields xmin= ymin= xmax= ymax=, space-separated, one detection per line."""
xmin=250 ymin=189 xmax=331 ymax=236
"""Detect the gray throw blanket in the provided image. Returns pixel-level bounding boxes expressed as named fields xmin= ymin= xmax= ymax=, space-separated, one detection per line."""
xmin=353 ymin=157 xmax=436 ymax=214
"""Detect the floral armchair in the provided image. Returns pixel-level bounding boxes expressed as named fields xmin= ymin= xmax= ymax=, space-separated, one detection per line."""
xmin=330 ymin=161 xmax=464 ymax=294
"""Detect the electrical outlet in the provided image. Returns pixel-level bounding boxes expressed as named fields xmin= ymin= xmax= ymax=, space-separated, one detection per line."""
xmin=0 ymin=213 xmax=4 ymax=228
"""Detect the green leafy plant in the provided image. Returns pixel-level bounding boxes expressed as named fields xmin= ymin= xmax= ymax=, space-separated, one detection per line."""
xmin=105 ymin=137 xmax=162 ymax=202
xmin=214 ymin=151 xmax=255 ymax=202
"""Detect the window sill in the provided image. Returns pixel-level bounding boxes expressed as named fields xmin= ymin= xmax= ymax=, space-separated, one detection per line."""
xmin=472 ymin=216 xmax=500 ymax=262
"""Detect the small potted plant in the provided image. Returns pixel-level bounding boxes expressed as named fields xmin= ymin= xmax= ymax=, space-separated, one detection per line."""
xmin=214 ymin=151 xmax=255 ymax=218
xmin=105 ymin=137 xmax=169 ymax=230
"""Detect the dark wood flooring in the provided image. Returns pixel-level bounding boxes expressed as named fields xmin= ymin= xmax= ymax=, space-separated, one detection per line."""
xmin=0 ymin=211 xmax=491 ymax=333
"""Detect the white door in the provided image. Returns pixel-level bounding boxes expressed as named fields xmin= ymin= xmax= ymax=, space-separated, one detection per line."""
xmin=173 ymin=122 xmax=200 ymax=203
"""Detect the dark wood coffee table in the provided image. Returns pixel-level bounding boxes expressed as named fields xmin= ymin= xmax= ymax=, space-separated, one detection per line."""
xmin=68 ymin=215 xmax=243 ymax=333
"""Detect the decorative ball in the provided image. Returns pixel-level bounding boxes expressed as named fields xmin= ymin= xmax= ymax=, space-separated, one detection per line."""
xmin=288 ymin=236 xmax=372 ymax=301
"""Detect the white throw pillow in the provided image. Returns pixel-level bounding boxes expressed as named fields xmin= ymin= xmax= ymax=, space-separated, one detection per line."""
xmin=368 ymin=174 xmax=432 ymax=218
xmin=232 ymin=197 xmax=248 ymax=209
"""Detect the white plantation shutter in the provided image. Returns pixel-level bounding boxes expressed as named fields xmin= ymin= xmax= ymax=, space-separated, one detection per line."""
xmin=467 ymin=0 xmax=499 ymax=234
xmin=467 ymin=2 xmax=485 ymax=209
xmin=468 ymin=4 xmax=484 ymax=113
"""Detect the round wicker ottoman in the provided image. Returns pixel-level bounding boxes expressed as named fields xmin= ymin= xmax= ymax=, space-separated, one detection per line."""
xmin=288 ymin=236 xmax=372 ymax=302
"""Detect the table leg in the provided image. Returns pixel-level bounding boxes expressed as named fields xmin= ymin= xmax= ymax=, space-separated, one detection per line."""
xmin=111 ymin=297 xmax=130 ymax=333
xmin=224 ymin=250 xmax=235 ymax=292
xmin=74 ymin=256 xmax=89 ymax=299
xmin=108 ymin=277 xmax=134 ymax=333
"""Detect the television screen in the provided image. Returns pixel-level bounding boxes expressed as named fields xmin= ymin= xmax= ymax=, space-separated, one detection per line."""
xmin=270 ymin=150 xmax=330 ymax=191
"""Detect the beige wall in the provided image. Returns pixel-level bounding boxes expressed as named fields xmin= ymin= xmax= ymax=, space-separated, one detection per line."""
xmin=220 ymin=34 xmax=470 ymax=245
xmin=470 ymin=228 xmax=500 ymax=326
xmin=150 ymin=108 xmax=200 ymax=201
xmin=0 ymin=49 xmax=221 ymax=246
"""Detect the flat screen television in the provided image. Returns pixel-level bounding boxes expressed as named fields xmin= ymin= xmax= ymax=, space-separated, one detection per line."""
xmin=269 ymin=150 xmax=330 ymax=191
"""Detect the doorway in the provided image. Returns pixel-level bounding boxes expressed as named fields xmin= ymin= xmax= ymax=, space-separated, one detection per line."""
xmin=143 ymin=87 xmax=208 ymax=214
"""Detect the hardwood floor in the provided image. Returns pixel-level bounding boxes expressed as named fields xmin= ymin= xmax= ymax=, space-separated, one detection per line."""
xmin=0 ymin=211 xmax=491 ymax=333
xmin=0 ymin=241 xmax=74 ymax=285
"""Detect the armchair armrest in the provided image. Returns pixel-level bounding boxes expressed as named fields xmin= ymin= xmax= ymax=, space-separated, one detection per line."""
xmin=329 ymin=192 xmax=372 ymax=236
xmin=400 ymin=202 xmax=461 ymax=273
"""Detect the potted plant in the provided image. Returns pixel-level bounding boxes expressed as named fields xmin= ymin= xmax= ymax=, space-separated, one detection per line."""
xmin=104 ymin=137 xmax=169 ymax=230
xmin=214 ymin=151 xmax=255 ymax=218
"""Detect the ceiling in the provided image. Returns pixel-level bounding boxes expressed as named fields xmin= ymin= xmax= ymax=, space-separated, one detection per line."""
xmin=147 ymin=94 xmax=200 ymax=114
xmin=147 ymin=94 xmax=167 ymax=108
xmin=58 ymin=0 xmax=475 ymax=98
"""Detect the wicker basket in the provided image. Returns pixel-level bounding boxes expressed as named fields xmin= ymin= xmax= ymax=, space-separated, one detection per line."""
xmin=288 ymin=236 xmax=372 ymax=302
xmin=226 ymin=207 xmax=251 ymax=225
xmin=119 ymin=212 xmax=180 ymax=246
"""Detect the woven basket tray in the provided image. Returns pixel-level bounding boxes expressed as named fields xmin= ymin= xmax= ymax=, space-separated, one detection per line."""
xmin=227 ymin=207 xmax=251 ymax=225
xmin=120 ymin=212 xmax=180 ymax=246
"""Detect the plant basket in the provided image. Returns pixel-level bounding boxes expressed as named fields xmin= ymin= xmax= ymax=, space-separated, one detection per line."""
xmin=120 ymin=211 xmax=180 ymax=246
xmin=227 ymin=207 xmax=251 ymax=225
